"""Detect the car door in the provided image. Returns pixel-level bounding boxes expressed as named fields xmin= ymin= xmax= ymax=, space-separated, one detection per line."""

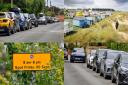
xmin=7 ymin=13 xmax=14 ymax=28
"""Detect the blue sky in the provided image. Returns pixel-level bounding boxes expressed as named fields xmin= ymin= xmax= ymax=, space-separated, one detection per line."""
xmin=64 ymin=0 xmax=128 ymax=11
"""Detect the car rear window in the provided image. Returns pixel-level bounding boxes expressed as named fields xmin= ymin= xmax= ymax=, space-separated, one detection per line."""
xmin=0 ymin=13 xmax=5 ymax=18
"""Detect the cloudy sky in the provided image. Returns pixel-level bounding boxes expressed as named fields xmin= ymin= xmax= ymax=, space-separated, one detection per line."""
xmin=64 ymin=0 xmax=128 ymax=11
xmin=45 ymin=0 xmax=64 ymax=8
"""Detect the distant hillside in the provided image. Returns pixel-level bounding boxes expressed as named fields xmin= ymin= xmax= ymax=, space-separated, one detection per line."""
xmin=65 ymin=12 xmax=128 ymax=43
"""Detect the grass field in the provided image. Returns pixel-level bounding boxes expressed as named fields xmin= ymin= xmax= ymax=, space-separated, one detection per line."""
xmin=65 ymin=12 xmax=128 ymax=43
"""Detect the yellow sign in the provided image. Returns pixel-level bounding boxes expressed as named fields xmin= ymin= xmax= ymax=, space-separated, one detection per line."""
xmin=13 ymin=53 xmax=51 ymax=70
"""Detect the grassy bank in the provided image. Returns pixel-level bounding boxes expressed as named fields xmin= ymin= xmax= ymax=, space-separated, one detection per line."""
xmin=65 ymin=12 xmax=128 ymax=43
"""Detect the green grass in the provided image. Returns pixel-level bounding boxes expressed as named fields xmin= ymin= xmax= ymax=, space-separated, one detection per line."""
xmin=65 ymin=12 xmax=128 ymax=43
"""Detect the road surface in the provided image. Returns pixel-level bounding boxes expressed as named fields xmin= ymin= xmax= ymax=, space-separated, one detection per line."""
xmin=0 ymin=22 xmax=63 ymax=42
xmin=64 ymin=60 xmax=116 ymax=85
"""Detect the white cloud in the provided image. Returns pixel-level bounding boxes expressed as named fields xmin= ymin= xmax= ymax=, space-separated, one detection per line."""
xmin=64 ymin=0 xmax=128 ymax=11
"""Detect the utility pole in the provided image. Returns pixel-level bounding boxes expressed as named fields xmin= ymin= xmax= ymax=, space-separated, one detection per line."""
xmin=11 ymin=0 xmax=13 ymax=8
xmin=47 ymin=0 xmax=48 ymax=7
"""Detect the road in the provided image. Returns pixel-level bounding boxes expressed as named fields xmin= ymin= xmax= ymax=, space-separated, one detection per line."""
xmin=0 ymin=22 xmax=63 ymax=42
xmin=64 ymin=60 xmax=116 ymax=85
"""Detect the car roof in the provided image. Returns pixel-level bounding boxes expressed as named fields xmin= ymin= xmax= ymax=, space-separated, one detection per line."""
xmin=107 ymin=50 xmax=125 ymax=54
xmin=74 ymin=48 xmax=84 ymax=50
xmin=0 ymin=12 xmax=7 ymax=14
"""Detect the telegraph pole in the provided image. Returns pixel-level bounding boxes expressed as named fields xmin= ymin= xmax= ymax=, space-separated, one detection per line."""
xmin=11 ymin=0 xmax=13 ymax=8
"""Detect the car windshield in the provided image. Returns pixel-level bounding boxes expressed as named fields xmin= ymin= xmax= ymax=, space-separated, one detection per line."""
xmin=30 ymin=14 xmax=36 ymax=18
xmin=24 ymin=14 xmax=28 ymax=18
xmin=8 ymin=13 xmax=14 ymax=18
xmin=91 ymin=50 xmax=96 ymax=56
xmin=107 ymin=52 xmax=119 ymax=59
xmin=98 ymin=50 xmax=106 ymax=58
xmin=40 ymin=16 xmax=45 ymax=19
xmin=122 ymin=54 xmax=128 ymax=63
xmin=73 ymin=48 xmax=84 ymax=53
xmin=0 ymin=13 xmax=6 ymax=18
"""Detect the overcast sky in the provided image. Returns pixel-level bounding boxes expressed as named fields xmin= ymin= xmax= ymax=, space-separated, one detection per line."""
xmin=45 ymin=0 xmax=64 ymax=8
xmin=64 ymin=0 xmax=128 ymax=11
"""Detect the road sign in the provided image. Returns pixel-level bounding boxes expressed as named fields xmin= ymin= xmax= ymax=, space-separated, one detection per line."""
xmin=13 ymin=53 xmax=51 ymax=70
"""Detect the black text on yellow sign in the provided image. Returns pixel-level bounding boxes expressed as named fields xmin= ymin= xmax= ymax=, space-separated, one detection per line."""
xmin=13 ymin=53 xmax=51 ymax=70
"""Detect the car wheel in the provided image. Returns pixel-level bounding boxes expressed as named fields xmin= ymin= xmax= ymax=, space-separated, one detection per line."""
xmin=35 ymin=23 xmax=38 ymax=27
xmin=87 ymin=64 xmax=89 ymax=68
xmin=93 ymin=66 xmax=96 ymax=71
xmin=18 ymin=28 xmax=20 ymax=32
xmin=89 ymin=65 xmax=92 ymax=69
xmin=83 ymin=60 xmax=85 ymax=63
xmin=100 ymin=67 xmax=103 ymax=76
xmin=104 ymin=71 xmax=107 ymax=79
xmin=12 ymin=29 xmax=15 ymax=34
xmin=7 ymin=29 xmax=11 ymax=36
xmin=70 ymin=60 xmax=74 ymax=63
xmin=116 ymin=74 xmax=121 ymax=85
xmin=96 ymin=67 xmax=99 ymax=73
xmin=111 ymin=70 xmax=116 ymax=83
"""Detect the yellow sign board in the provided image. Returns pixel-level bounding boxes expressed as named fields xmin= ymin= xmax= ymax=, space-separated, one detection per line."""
xmin=13 ymin=53 xmax=51 ymax=70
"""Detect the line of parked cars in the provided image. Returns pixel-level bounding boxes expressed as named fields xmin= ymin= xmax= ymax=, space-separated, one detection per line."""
xmin=86 ymin=48 xmax=128 ymax=85
xmin=0 ymin=9 xmax=59 ymax=36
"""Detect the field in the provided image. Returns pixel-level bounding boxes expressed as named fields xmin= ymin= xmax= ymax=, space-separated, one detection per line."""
xmin=65 ymin=12 xmax=128 ymax=43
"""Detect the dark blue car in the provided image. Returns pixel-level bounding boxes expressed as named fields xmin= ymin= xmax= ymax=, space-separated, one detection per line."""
xmin=70 ymin=48 xmax=86 ymax=63
xmin=19 ymin=13 xmax=27 ymax=31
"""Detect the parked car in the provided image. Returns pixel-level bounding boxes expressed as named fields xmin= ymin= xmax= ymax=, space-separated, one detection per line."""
xmin=24 ymin=13 xmax=32 ymax=30
xmin=8 ymin=12 xmax=20 ymax=32
xmin=54 ymin=17 xmax=59 ymax=22
xmin=70 ymin=48 xmax=86 ymax=63
xmin=30 ymin=14 xmax=38 ymax=27
xmin=87 ymin=50 xmax=96 ymax=68
xmin=100 ymin=50 xmax=125 ymax=79
xmin=64 ymin=48 xmax=68 ymax=60
xmin=111 ymin=53 xmax=128 ymax=85
xmin=0 ymin=12 xmax=15 ymax=36
xmin=19 ymin=13 xmax=28 ymax=31
xmin=92 ymin=49 xmax=109 ymax=73
xmin=38 ymin=16 xmax=47 ymax=25
xmin=47 ymin=16 xmax=53 ymax=23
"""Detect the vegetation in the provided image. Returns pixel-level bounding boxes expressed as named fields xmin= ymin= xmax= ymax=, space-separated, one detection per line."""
xmin=0 ymin=0 xmax=63 ymax=16
xmin=65 ymin=12 xmax=128 ymax=43
xmin=0 ymin=43 xmax=64 ymax=85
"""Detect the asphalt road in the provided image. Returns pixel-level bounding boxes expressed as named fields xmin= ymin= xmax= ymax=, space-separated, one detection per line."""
xmin=64 ymin=60 xmax=116 ymax=85
xmin=0 ymin=22 xmax=63 ymax=42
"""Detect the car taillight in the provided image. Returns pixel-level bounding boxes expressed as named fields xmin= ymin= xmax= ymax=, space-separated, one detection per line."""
xmin=3 ymin=19 xmax=8 ymax=22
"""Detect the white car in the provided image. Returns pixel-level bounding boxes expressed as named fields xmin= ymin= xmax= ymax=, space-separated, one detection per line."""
xmin=87 ymin=50 xmax=96 ymax=68
xmin=64 ymin=21 xmax=73 ymax=35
